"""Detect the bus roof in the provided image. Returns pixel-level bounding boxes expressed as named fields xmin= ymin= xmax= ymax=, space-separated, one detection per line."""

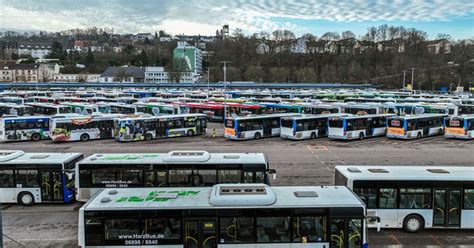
xmin=447 ymin=114 xmax=474 ymax=120
xmin=282 ymin=114 xmax=345 ymax=120
xmin=389 ymin=113 xmax=448 ymax=120
xmin=51 ymin=113 xmax=124 ymax=122
xmin=331 ymin=114 xmax=395 ymax=120
xmin=82 ymin=184 xmax=365 ymax=211
xmin=79 ymin=151 xmax=267 ymax=165
xmin=0 ymin=150 xmax=82 ymax=165
xmin=116 ymin=113 xmax=206 ymax=121
xmin=335 ymin=165 xmax=474 ymax=182
xmin=1 ymin=116 xmax=50 ymax=121
xmin=228 ymin=113 xmax=300 ymax=120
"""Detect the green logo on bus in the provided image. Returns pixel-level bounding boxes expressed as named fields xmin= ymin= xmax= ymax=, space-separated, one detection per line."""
xmin=116 ymin=190 xmax=200 ymax=203
xmin=100 ymin=154 xmax=160 ymax=161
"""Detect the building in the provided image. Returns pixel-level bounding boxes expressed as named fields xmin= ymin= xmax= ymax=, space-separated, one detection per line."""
xmin=144 ymin=66 xmax=194 ymax=83
xmin=217 ymin=24 xmax=230 ymax=39
xmin=0 ymin=60 xmax=16 ymax=82
xmin=99 ymin=65 xmax=145 ymax=83
xmin=173 ymin=42 xmax=202 ymax=76
xmin=11 ymin=63 xmax=39 ymax=82
xmin=134 ymin=33 xmax=154 ymax=41
xmin=74 ymin=40 xmax=104 ymax=53
xmin=53 ymin=73 xmax=100 ymax=82
xmin=38 ymin=63 xmax=60 ymax=82
xmin=17 ymin=42 xmax=52 ymax=58
xmin=427 ymin=39 xmax=452 ymax=54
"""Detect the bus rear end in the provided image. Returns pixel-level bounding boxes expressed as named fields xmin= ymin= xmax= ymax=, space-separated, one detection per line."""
xmin=386 ymin=117 xmax=408 ymax=139
xmin=445 ymin=117 xmax=473 ymax=139
xmin=279 ymin=117 xmax=296 ymax=139
xmin=223 ymin=118 xmax=239 ymax=140
xmin=328 ymin=117 xmax=346 ymax=139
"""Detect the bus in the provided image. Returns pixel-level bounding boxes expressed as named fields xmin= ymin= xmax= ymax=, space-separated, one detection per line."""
xmin=75 ymin=151 xmax=274 ymax=201
xmin=134 ymin=102 xmax=189 ymax=116
xmin=108 ymin=103 xmax=143 ymax=114
xmin=115 ymin=114 xmax=207 ymax=142
xmin=62 ymin=102 xmax=107 ymax=115
xmin=0 ymin=116 xmax=50 ymax=141
xmin=301 ymin=103 xmax=344 ymax=115
xmin=457 ymin=104 xmax=474 ymax=115
xmin=27 ymin=102 xmax=72 ymax=115
xmin=444 ymin=115 xmax=474 ymax=139
xmin=343 ymin=103 xmax=385 ymax=115
xmin=0 ymin=150 xmax=83 ymax=205
xmin=328 ymin=114 xmax=394 ymax=140
xmin=386 ymin=114 xmax=447 ymax=139
xmin=0 ymin=103 xmax=33 ymax=117
xmin=335 ymin=165 xmax=474 ymax=232
xmin=50 ymin=114 xmax=124 ymax=142
xmin=224 ymin=113 xmax=300 ymax=140
xmin=78 ymin=184 xmax=369 ymax=247
xmin=281 ymin=114 xmax=345 ymax=140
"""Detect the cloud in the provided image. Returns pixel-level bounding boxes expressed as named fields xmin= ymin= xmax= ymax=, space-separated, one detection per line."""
xmin=1 ymin=0 xmax=473 ymax=36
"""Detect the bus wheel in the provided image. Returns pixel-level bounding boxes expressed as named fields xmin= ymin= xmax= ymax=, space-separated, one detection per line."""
xmin=187 ymin=130 xmax=195 ymax=136
xmin=80 ymin=133 xmax=90 ymax=141
xmin=18 ymin=192 xmax=34 ymax=206
xmin=403 ymin=215 xmax=424 ymax=233
xmin=145 ymin=133 xmax=153 ymax=141
xmin=254 ymin=132 xmax=261 ymax=140
xmin=439 ymin=129 xmax=444 ymax=135
xmin=359 ymin=133 xmax=365 ymax=140
xmin=310 ymin=132 xmax=317 ymax=139
xmin=31 ymin=133 xmax=41 ymax=141
xmin=417 ymin=133 xmax=422 ymax=139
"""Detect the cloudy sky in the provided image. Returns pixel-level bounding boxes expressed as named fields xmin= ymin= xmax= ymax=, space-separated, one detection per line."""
xmin=1 ymin=0 xmax=473 ymax=39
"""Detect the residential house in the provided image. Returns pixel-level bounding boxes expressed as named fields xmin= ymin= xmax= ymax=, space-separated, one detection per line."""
xmin=99 ymin=65 xmax=145 ymax=83
xmin=376 ymin=38 xmax=405 ymax=53
xmin=11 ymin=63 xmax=39 ymax=82
xmin=74 ymin=40 xmax=103 ymax=53
xmin=0 ymin=60 xmax=16 ymax=82
xmin=427 ymin=39 xmax=452 ymax=54
xmin=37 ymin=63 xmax=60 ymax=82
xmin=54 ymin=73 xmax=100 ymax=82
xmin=134 ymin=33 xmax=154 ymax=41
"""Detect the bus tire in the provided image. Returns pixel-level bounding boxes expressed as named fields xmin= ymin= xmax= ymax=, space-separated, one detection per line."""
xmin=31 ymin=133 xmax=41 ymax=141
xmin=359 ymin=132 xmax=365 ymax=140
xmin=417 ymin=132 xmax=422 ymax=139
xmin=80 ymin=133 xmax=90 ymax=141
xmin=187 ymin=130 xmax=195 ymax=136
xmin=254 ymin=132 xmax=261 ymax=140
xmin=144 ymin=133 xmax=153 ymax=141
xmin=403 ymin=215 xmax=424 ymax=233
xmin=310 ymin=132 xmax=317 ymax=139
xmin=18 ymin=192 xmax=34 ymax=206
xmin=439 ymin=129 xmax=444 ymax=135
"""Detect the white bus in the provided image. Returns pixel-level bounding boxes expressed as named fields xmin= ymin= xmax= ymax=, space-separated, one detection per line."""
xmin=335 ymin=165 xmax=474 ymax=232
xmin=280 ymin=114 xmax=345 ymax=140
xmin=444 ymin=115 xmax=474 ymax=139
xmin=27 ymin=102 xmax=72 ymax=115
xmin=79 ymin=184 xmax=370 ymax=247
xmin=0 ymin=116 xmax=50 ymax=141
xmin=115 ymin=114 xmax=207 ymax=142
xmin=387 ymin=114 xmax=447 ymax=139
xmin=75 ymin=151 xmax=274 ymax=202
xmin=0 ymin=150 xmax=83 ymax=205
xmin=328 ymin=114 xmax=394 ymax=140
xmin=50 ymin=114 xmax=124 ymax=142
xmin=224 ymin=113 xmax=300 ymax=140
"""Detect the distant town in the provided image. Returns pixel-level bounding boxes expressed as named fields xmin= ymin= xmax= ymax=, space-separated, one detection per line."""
xmin=0 ymin=24 xmax=473 ymax=90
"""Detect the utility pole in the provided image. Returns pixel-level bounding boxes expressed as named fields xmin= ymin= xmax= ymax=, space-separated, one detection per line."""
xmin=402 ymin=70 xmax=406 ymax=92
xmin=220 ymin=61 xmax=230 ymax=121
xmin=207 ymin=68 xmax=210 ymax=100
xmin=409 ymin=68 xmax=416 ymax=93
xmin=1 ymin=202 xmax=3 ymax=247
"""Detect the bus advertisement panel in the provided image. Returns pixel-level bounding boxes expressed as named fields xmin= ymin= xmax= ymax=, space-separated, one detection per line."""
xmin=115 ymin=114 xmax=207 ymax=142
xmin=50 ymin=114 xmax=122 ymax=142
xmin=0 ymin=116 xmax=50 ymax=142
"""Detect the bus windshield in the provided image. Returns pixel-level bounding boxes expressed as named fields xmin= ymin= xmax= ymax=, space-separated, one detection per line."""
xmin=225 ymin=119 xmax=234 ymax=128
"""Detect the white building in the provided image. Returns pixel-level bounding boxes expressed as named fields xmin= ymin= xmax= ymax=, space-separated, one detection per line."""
xmin=38 ymin=63 xmax=60 ymax=82
xmin=17 ymin=42 xmax=52 ymax=59
xmin=144 ymin=66 xmax=194 ymax=83
xmin=54 ymin=73 xmax=100 ymax=82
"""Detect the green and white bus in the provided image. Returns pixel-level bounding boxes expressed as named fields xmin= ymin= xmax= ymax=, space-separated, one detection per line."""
xmin=0 ymin=150 xmax=83 ymax=205
xmin=387 ymin=114 xmax=447 ymax=139
xmin=75 ymin=151 xmax=274 ymax=202
xmin=114 ymin=114 xmax=207 ymax=142
xmin=78 ymin=184 xmax=370 ymax=247
xmin=335 ymin=165 xmax=474 ymax=232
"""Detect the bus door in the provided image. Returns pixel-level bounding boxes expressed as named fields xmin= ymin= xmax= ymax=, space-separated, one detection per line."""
xmin=330 ymin=218 xmax=363 ymax=248
xmin=40 ymin=170 xmax=63 ymax=202
xmin=184 ymin=219 xmax=217 ymax=248
xmin=156 ymin=120 xmax=167 ymax=137
xmin=262 ymin=119 xmax=272 ymax=137
xmin=195 ymin=118 xmax=205 ymax=134
xmin=433 ymin=189 xmax=461 ymax=227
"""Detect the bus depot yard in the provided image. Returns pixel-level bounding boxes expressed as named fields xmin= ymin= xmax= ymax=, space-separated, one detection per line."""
xmin=0 ymin=89 xmax=473 ymax=248
xmin=1 ymin=124 xmax=474 ymax=248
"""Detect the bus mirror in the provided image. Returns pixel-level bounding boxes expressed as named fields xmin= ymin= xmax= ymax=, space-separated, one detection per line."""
xmin=268 ymin=169 xmax=276 ymax=180
xmin=377 ymin=221 xmax=381 ymax=232
xmin=273 ymin=173 xmax=277 ymax=180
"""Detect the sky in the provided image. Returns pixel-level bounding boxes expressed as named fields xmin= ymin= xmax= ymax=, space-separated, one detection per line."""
xmin=1 ymin=0 xmax=473 ymax=39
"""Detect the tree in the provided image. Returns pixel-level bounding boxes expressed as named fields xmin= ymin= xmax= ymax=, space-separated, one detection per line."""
xmin=85 ymin=48 xmax=94 ymax=66
xmin=137 ymin=50 xmax=149 ymax=66
xmin=341 ymin=31 xmax=356 ymax=40
xmin=46 ymin=41 xmax=65 ymax=60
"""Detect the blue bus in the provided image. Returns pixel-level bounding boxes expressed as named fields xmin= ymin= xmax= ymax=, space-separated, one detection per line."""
xmin=0 ymin=150 xmax=83 ymax=205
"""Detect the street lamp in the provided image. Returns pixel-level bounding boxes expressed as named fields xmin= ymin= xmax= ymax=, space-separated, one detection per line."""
xmin=206 ymin=68 xmax=210 ymax=100
xmin=220 ymin=61 xmax=230 ymax=121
